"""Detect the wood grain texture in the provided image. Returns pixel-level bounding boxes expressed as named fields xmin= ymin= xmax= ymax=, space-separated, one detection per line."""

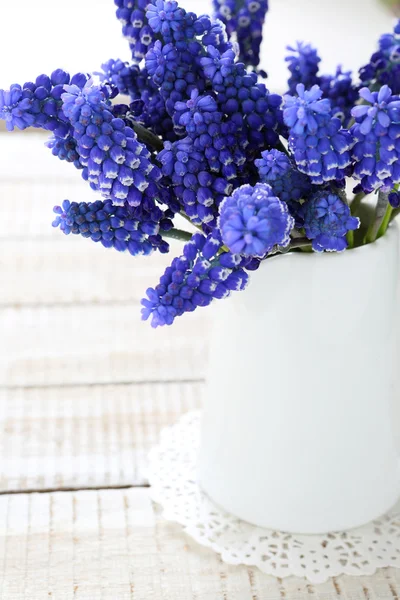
xmin=0 ymin=304 xmax=208 ymax=387
xmin=0 ymin=239 xmax=176 ymax=306
xmin=0 ymin=382 xmax=202 ymax=492
xmin=0 ymin=489 xmax=399 ymax=600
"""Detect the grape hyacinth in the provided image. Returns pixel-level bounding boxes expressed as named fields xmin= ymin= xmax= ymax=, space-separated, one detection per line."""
xmin=100 ymin=60 xmax=175 ymax=138
xmin=114 ymin=0 xmax=155 ymax=62
xmin=351 ymin=85 xmax=400 ymax=192
xmin=144 ymin=2 xmax=209 ymax=116
xmin=61 ymin=80 xmax=162 ymax=204
xmin=46 ymin=135 xmax=83 ymax=169
xmin=52 ymin=195 xmax=171 ymax=255
xmin=283 ymin=84 xmax=354 ymax=184
xmin=285 ymin=43 xmax=358 ymax=127
xmin=158 ymin=137 xmax=233 ymax=226
xmin=359 ymin=20 xmax=400 ymax=94
xmin=212 ymin=0 xmax=269 ymax=67
xmin=141 ymin=230 xmax=249 ymax=327
xmin=319 ymin=67 xmax=359 ymax=127
xmin=219 ymin=183 xmax=294 ymax=256
xmin=200 ymin=46 xmax=283 ymax=151
xmin=286 ymin=42 xmax=321 ymax=95
xmin=98 ymin=59 xmax=143 ymax=99
xmin=2 ymin=0 xmax=400 ymax=328
xmin=301 ymin=192 xmax=360 ymax=252
xmin=0 ymin=70 xmax=88 ymax=136
xmin=255 ymin=149 xmax=312 ymax=204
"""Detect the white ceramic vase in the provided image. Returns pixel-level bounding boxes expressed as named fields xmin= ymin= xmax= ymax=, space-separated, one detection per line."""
xmin=199 ymin=223 xmax=400 ymax=534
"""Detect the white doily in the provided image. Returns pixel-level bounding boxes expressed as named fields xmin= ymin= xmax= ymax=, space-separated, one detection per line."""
xmin=147 ymin=411 xmax=400 ymax=584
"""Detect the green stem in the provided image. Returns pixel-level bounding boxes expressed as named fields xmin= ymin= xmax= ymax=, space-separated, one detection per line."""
xmin=128 ymin=120 xmax=164 ymax=152
xmin=161 ymin=228 xmax=193 ymax=242
xmin=346 ymin=230 xmax=355 ymax=249
xmin=364 ymin=191 xmax=389 ymax=244
xmin=377 ymin=204 xmax=393 ymax=239
xmin=350 ymin=192 xmax=366 ymax=216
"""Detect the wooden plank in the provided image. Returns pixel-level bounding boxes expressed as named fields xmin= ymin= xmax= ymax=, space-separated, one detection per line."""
xmin=0 ymin=238 xmax=180 ymax=306
xmin=0 ymin=304 xmax=208 ymax=387
xmin=0 ymin=178 xmax=103 ymax=241
xmin=0 ymin=488 xmax=399 ymax=600
xmin=0 ymin=382 xmax=202 ymax=492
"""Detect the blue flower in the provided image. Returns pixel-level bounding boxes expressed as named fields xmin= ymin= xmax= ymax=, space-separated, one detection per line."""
xmin=359 ymin=20 xmax=400 ymax=94
xmin=389 ymin=191 xmax=400 ymax=208
xmin=46 ymin=135 xmax=83 ymax=169
xmin=201 ymin=20 xmax=231 ymax=53
xmin=60 ymin=79 xmax=162 ymax=205
xmin=0 ymin=70 xmax=88 ymax=135
xmin=146 ymin=0 xmax=186 ymax=41
xmin=200 ymin=46 xmax=237 ymax=90
xmin=319 ymin=67 xmax=359 ymax=127
xmin=255 ymin=148 xmax=291 ymax=180
xmin=114 ymin=0 xmax=156 ymax=62
xmin=283 ymin=83 xmax=354 ymax=184
xmin=301 ymin=192 xmax=359 ymax=252
xmin=285 ymin=42 xmax=321 ymax=95
xmin=52 ymin=195 xmax=171 ymax=255
xmin=212 ymin=0 xmax=269 ymax=66
xmin=283 ymin=84 xmax=331 ymax=135
xmin=255 ymin=149 xmax=312 ymax=209
xmin=99 ymin=61 xmax=175 ymax=138
xmin=219 ymin=182 xmax=294 ymax=256
xmin=145 ymin=40 xmax=178 ymax=85
xmin=141 ymin=229 xmax=250 ymax=327
xmin=98 ymin=59 xmax=142 ymax=99
xmin=158 ymin=137 xmax=232 ymax=226
xmin=174 ymin=89 xmax=219 ymax=134
xmin=351 ymin=85 xmax=400 ymax=192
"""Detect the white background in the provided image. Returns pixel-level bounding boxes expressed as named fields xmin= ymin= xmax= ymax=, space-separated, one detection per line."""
xmin=0 ymin=0 xmax=396 ymax=94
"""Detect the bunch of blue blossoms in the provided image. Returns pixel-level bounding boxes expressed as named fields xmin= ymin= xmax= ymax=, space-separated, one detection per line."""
xmin=1 ymin=2 xmax=400 ymax=327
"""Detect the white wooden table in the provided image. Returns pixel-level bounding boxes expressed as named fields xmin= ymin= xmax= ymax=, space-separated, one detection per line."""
xmin=1 ymin=134 xmax=400 ymax=599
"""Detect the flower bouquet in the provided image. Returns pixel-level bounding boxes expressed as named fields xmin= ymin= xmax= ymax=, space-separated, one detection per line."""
xmin=2 ymin=1 xmax=400 ymax=534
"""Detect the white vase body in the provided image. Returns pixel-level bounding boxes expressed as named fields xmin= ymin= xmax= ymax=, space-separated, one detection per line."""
xmin=199 ymin=224 xmax=400 ymax=534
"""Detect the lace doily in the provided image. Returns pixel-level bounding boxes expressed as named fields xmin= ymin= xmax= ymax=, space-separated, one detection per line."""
xmin=147 ymin=411 xmax=400 ymax=584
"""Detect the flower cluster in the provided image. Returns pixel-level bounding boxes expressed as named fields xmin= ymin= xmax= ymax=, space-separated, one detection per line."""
xmin=283 ymin=84 xmax=353 ymax=185
xmin=114 ymin=0 xmax=155 ymax=62
xmin=255 ymin=149 xmax=312 ymax=208
xmin=285 ymin=43 xmax=358 ymax=127
xmin=359 ymin=20 xmax=400 ymax=94
xmin=286 ymin=42 xmax=321 ymax=95
xmin=219 ymin=183 xmax=294 ymax=256
xmin=351 ymin=85 xmax=400 ymax=192
xmin=301 ymin=192 xmax=359 ymax=252
xmin=319 ymin=67 xmax=359 ymax=127
xmin=212 ymin=0 xmax=269 ymax=67
xmin=141 ymin=230 xmax=250 ymax=327
xmin=46 ymin=135 xmax=83 ymax=169
xmin=98 ymin=59 xmax=143 ymax=98
xmin=61 ymin=81 xmax=162 ymax=205
xmin=53 ymin=194 xmax=171 ymax=255
xmin=99 ymin=60 xmax=175 ymax=138
xmin=158 ymin=136 xmax=233 ymax=226
xmin=2 ymin=0 xmax=400 ymax=327
xmin=0 ymin=70 xmax=88 ymax=136
xmin=144 ymin=2 xmax=211 ymax=116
